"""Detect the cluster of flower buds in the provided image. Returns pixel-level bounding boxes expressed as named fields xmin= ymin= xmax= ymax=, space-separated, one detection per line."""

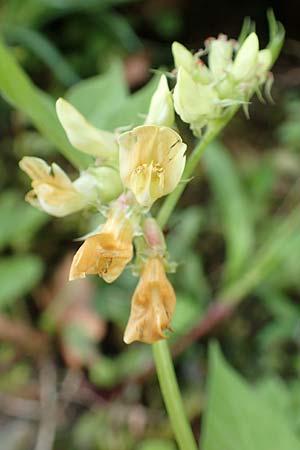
xmin=19 ymin=29 xmax=275 ymax=344
xmin=172 ymin=32 xmax=272 ymax=136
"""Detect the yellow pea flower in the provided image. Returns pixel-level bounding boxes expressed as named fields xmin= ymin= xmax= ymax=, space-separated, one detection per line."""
xmin=19 ymin=157 xmax=97 ymax=217
xmin=56 ymin=98 xmax=118 ymax=166
xmin=118 ymin=125 xmax=186 ymax=207
xmin=124 ymin=256 xmax=176 ymax=344
xmin=19 ymin=157 xmax=123 ymax=217
xmin=69 ymin=202 xmax=134 ymax=283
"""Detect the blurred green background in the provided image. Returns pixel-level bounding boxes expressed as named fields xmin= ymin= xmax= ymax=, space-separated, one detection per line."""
xmin=0 ymin=1 xmax=300 ymax=449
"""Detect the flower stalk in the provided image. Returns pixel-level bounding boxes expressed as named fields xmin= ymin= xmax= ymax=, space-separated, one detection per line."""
xmin=153 ymin=340 xmax=198 ymax=450
xmin=152 ymin=15 xmax=284 ymax=449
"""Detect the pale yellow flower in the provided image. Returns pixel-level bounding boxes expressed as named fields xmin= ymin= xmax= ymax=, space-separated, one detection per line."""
xmin=208 ymin=35 xmax=233 ymax=81
xmin=19 ymin=157 xmax=122 ymax=217
xmin=145 ymin=74 xmax=174 ymax=127
xmin=173 ymin=67 xmax=219 ymax=134
xmin=69 ymin=206 xmax=134 ymax=283
xmin=124 ymin=256 xmax=176 ymax=344
xmin=19 ymin=157 xmax=97 ymax=217
xmin=118 ymin=125 xmax=186 ymax=207
xmin=172 ymin=41 xmax=211 ymax=84
xmin=231 ymin=32 xmax=259 ymax=81
xmin=56 ymin=98 xmax=118 ymax=166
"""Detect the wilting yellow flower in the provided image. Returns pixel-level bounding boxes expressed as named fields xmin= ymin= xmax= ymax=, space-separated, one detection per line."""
xmin=124 ymin=256 xmax=176 ymax=344
xmin=56 ymin=98 xmax=118 ymax=166
xmin=118 ymin=125 xmax=186 ymax=207
xmin=69 ymin=204 xmax=134 ymax=283
xmin=19 ymin=157 xmax=97 ymax=217
xmin=145 ymin=74 xmax=174 ymax=127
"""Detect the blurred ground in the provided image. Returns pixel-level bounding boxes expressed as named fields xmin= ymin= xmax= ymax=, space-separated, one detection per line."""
xmin=0 ymin=1 xmax=300 ymax=449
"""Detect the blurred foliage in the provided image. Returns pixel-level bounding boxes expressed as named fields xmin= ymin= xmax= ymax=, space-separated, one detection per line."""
xmin=0 ymin=1 xmax=299 ymax=449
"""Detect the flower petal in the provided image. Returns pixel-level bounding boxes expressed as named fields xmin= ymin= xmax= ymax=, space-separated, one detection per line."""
xmin=145 ymin=74 xmax=174 ymax=127
xmin=56 ymin=98 xmax=118 ymax=164
xmin=124 ymin=257 xmax=176 ymax=344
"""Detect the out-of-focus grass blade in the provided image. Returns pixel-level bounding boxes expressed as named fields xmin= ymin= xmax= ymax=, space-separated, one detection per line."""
xmin=0 ymin=39 xmax=91 ymax=169
xmin=0 ymin=190 xmax=48 ymax=250
xmin=4 ymin=25 xmax=80 ymax=86
xmin=66 ymin=60 xmax=128 ymax=128
xmin=0 ymin=255 xmax=44 ymax=308
xmin=220 ymin=207 xmax=300 ymax=304
xmin=2 ymin=0 xmax=140 ymax=29
xmin=203 ymin=141 xmax=254 ymax=283
xmin=101 ymin=12 xmax=143 ymax=53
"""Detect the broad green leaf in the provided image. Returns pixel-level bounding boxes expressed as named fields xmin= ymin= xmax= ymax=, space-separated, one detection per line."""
xmin=203 ymin=142 xmax=254 ymax=282
xmin=0 ymin=190 xmax=48 ymax=250
xmin=102 ymin=74 xmax=159 ymax=130
xmin=0 ymin=255 xmax=44 ymax=307
xmin=66 ymin=60 xmax=128 ymax=128
xmin=0 ymin=39 xmax=90 ymax=168
xmin=202 ymin=343 xmax=300 ymax=450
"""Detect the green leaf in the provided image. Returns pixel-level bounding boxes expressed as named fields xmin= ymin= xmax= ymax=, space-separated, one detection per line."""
xmin=0 ymin=190 xmax=48 ymax=250
xmin=0 ymin=39 xmax=91 ymax=169
xmin=203 ymin=142 xmax=254 ymax=282
xmin=102 ymin=74 xmax=159 ymax=130
xmin=66 ymin=60 xmax=128 ymax=128
xmin=0 ymin=255 xmax=44 ymax=308
xmin=202 ymin=343 xmax=300 ymax=450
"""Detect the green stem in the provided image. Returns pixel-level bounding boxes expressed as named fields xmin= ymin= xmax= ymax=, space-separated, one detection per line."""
xmin=152 ymin=110 xmax=239 ymax=450
xmin=151 ymin=32 xmax=284 ymax=447
xmin=152 ymin=340 xmax=198 ymax=450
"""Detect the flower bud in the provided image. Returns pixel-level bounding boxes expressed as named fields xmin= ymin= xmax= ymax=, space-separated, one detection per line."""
xmin=173 ymin=67 xmax=219 ymax=134
xmin=231 ymin=32 xmax=259 ymax=81
xmin=118 ymin=125 xmax=186 ymax=207
xmin=257 ymin=49 xmax=272 ymax=80
xmin=85 ymin=166 xmax=123 ymax=204
xmin=172 ymin=41 xmax=196 ymax=71
xmin=69 ymin=200 xmax=134 ymax=283
xmin=208 ymin=35 xmax=233 ymax=80
xmin=172 ymin=41 xmax=211 ymax=84
xmin=143 ymin=217 xmax=166 ymax=254
xmin=124 ymin=256 xmax=176 ymax=344
xmin=19 ymin=157 xmax=97 ymax=217
xmin=56 ymin=98 xmax=118 ymax=166
xmin=145 ymin=75 xmax=174 ymax=127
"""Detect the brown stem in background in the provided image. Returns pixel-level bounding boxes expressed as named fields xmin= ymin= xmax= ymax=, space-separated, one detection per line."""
xmin=172 ymin=302 xmax=235 ymax=358
xmin=0 ymin=315 xmax=49 ymax=357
